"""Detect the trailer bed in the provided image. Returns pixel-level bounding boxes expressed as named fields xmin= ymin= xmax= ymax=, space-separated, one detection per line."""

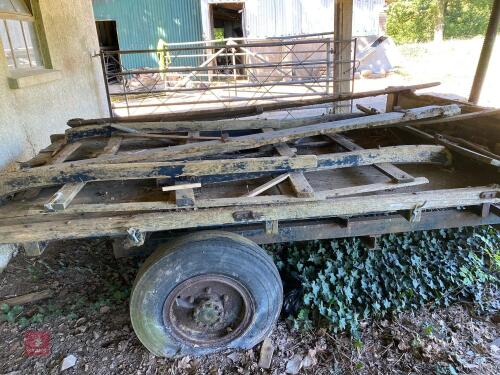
xmin=0 ymin=90 xmax=498 ymax=252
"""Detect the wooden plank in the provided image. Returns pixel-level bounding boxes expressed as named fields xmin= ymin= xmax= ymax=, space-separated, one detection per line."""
xmin=0 ymin=155 xmax=315 ymax=196
xmin=0 ymin=177 xmax=430 ymax=219
xmin=437 ymin=133 xmax=500 ymax=159
xmin=0 ymin=289 xmax=53 ymax=306
xmin=404 ymin=126 xmax=500 ymax=167
xmin=162 ymin=183 xmax=201 ymax=192
xmin=44 ymin=182 xmax=86 ymax=211
xmin=243 ymin=174 xmax=290 ymax=197
xmin=51 ymin=142 xmax=82 ymax=164
xmin=174 ymin=132 xmax=200 ymax=206
xmin=66 ymin=82 xmax=441 ymax=128
xmin=101 ymin=136 xmax=123 ymax=155
xmin=411 ymin=107 xmax=500 ymax=127
xmin=64 ymin=113 xmax=367 ymax=143
xmin=263 ymin=128 xmax=315 ymax=198
xmin=19 ymin=139 xmax=66 ymax=168
xmin=76 ymin=105 xmax=461 ymax=164
xmin=327 ymin=134 xmax=417 ymax=183
xmin=43 ymin=137 xmax=123 ymax=212
xmin=0 ymin=186 xmax=497 ymax=244
xmin=0 ymin=145 xmax=449 ymax=196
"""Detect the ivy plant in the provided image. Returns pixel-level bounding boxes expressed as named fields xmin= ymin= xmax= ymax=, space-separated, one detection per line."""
xmin=269 ymin=226 xmax=499 ymax=337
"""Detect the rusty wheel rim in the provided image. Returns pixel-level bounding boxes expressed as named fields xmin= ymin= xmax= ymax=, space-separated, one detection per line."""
xmin=163 ymin=274 xmax=255 ymax=346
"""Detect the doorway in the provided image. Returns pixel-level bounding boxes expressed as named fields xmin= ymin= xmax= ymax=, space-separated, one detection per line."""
xmin=211 ymin=2 xmax=244 ymax=39
xmin=95 ymin=20 xmax=121 ymax=82
xmin=210 ymin=2 xmax=245 ymax=76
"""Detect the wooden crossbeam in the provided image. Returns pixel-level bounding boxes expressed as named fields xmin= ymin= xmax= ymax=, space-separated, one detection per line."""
xmin=263 ymin=128 xmax=315 ymax=198
xmin=243 ymin=174 xmax=290 ymax=197
xmin=74 ymin=105 xmax=461 ymax=164
xmin=43 ymin=137 xmax=123 ymax=212
xmin=405 ymin=126 xmax=500 ymax=167
xmin=175 ymin=132 xmax=201 ymax=207
xmin=0 ymin=186 xmax=497 ymax=244
xmin=162 ymin=183 xmax=202 ymax=192
xmin=51 ymin=142 xmax=82 ymax=164
xmin=44 ymin=182 xmax=86 ymax=211
xmin=327 ymin=134 xmax=417 ymax=183
xmin=0 ymin=177 xmax=431 ymax=218
xmin=1 ymin=146 xmax=449 ymax=197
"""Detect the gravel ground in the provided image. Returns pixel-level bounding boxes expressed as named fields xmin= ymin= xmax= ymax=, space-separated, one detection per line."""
xmin=0 ymin=239 xmax=499 ymax=374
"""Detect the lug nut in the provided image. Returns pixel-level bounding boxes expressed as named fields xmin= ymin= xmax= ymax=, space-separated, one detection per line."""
xmin=205 ymin=287 xmax=212 ymax=293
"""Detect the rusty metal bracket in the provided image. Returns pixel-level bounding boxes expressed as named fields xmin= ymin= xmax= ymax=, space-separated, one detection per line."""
xmin=126 ymin=227 xmax=145 ymax=247
xmin=265 ymin=220 xmax=279 ymax=235
xmin=22 ymin=241 xmax=48 ymax=257
xmin=480 ymin=190 xmax=499 ymax=199
xmin=405 ymin=201 xmax=427 ymax=223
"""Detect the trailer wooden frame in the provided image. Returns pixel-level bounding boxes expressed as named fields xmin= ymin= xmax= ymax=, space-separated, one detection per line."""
xmin=0 ymin=87 xmax=498 ymax=255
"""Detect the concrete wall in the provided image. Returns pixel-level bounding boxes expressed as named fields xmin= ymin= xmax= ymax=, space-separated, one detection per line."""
xmin=0 ymin=0 xmax=107 ymax=171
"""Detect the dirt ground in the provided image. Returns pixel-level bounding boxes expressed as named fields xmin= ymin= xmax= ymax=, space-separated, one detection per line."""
xmin=0 ymin=240 xmax=498 ymax=375
xmin=354 ymin=36 xmax=500 ymax=111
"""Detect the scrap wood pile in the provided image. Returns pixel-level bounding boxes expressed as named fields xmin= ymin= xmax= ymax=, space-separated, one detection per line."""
xmin=0 ymin=82 xmax=499 ymax=244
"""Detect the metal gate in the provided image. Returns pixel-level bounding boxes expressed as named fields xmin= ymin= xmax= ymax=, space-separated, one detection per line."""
xmin=98 ymin=33 xmax=357 ymax=117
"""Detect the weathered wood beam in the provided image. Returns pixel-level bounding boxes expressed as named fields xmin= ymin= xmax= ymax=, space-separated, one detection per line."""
xmin=174 ymin=132 xmax=200 ymax=207
xmin=0 ymin=186 xmax=497 ymax=244
xmin=404 ymin=126 xmax=500 ymax=167
xmin=65 ymin=113 xmax=367 ymax=143
xmin=0 ymin=177 xmax=430 ymax=219
xmin=242 ymin=174 xmax=290 ymax=197
xmin=43 ymin=137 xmax=124 ymax=212
xmin=263 ymin=128 xmax=315 ymax=198
xmin=162 ymin=183 xmax=202 ymax=192
xmin=51 ymin=142 xmax=82 ymax=164
xmin=0 ymin=145 xmax=449 ymax=196
xmin=327 ymin=134 xmax=417 ymax=183
xmin=66 ymin=83 xmax=441 ymax=128
xmin=44 ymin=182 xmax=85 ymax=212
xmin=0 ymin=156 xmax=316 ymax=196
xmin=78 ymin=105 xmax=460 ymax=164
xmin=0 ymin=289 xmax=53 ymax=306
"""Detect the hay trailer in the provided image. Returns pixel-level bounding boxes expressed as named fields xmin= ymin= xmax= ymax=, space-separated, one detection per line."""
xmin=0 ymin=84 xmax=498 ymax=357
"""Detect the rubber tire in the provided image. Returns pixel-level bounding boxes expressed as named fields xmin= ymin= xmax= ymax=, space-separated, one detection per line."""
xmin=129 ymin=231 xmax=283 ymax=357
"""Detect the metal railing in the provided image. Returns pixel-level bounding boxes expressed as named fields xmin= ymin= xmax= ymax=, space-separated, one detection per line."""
xmin=98 ymin=33 xmax=357 ymax=117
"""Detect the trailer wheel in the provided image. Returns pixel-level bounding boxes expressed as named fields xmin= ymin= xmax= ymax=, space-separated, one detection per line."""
xmin=130 ymin=231 xmax=283 ymax=357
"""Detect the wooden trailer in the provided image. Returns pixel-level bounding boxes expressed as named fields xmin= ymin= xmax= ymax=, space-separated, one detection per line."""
xmin=0 ymin=84 xmax=498 ymax=357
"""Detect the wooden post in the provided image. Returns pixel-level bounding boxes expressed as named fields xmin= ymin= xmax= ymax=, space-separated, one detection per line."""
xmin=469 ymin=0 xmax=500 ymax=104
xmin=333 ymin=0 xmax=353 ymax=114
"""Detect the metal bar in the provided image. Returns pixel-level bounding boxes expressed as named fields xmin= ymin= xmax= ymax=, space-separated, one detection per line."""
xmin=113 ymin=92 xmax=328 ymax=110
xmin=101 ymin=38 xmax=354 ymax=55
xmin=469 ymin=0 xmax=500 ymax=103
xmin=110 ymin=58 xmax=354 ymax=76
xmin=110 ymin=78 xmax=352 ymax=97
xmin=98 ymin=51 xmax=113 ymax=118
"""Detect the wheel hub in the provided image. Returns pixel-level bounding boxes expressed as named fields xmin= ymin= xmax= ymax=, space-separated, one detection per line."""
xmin=163 ymin=274 xmax=254 ymax=346
xmin=193 ymin=299 xmax=224 ymax=327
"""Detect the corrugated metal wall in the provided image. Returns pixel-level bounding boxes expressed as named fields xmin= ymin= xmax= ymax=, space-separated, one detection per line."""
xmin=93 ymin=0 xmax=203 ymax=69
xmin=242 ymin=0 xmax=384 ymax=38
xmin=353 ymin=0 xmax=384 ymax=36
xmin=92 ymin=0 xmax=384 ymax=69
